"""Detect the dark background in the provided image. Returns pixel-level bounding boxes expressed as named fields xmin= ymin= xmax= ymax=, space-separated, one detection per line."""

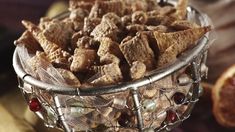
xmin=0 ymin=0 xmax=59 ymax=95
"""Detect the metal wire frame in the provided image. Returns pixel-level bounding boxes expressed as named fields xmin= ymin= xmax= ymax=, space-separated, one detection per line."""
xmin=12 ymin=0 xmax=211 ymax=131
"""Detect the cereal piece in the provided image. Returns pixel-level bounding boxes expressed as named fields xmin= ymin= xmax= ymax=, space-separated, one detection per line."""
xmin=147 ymin=10 xmax=160 ymax=17
xmin=91 ymin=75 xmax=114 ymax=86
xmin=91 ymin=19 xmax=119 ymax=41
xmin=138 ymin=31 xmax=160 ymax=59
xmin=22 ymin=20 xmax=71 ymax=66
xmin=154 ymin=26 xmax=211 ymax=53
xmin=69 ymin=0 xmax=93 ymax=11
xmin=69 ymin=8 xmax=89 ymax=30
xmin=89 ymin=0 xmax=125 ymax=18
xmin=121 ymin=36 xmax=133 ymax=44
xmin=146 ymin=25 xmax=168 ymax=32
xmin=131 ymin=0 xmax=148 ymax=12
xmin=91 ymin=63 xmax=123 ymax=85
xmin=157 ymin=26 xmax=211 ymax=66
xmin=56 ymin=68 xmax=81 ymax=87
xmin=146 ymin=8 xmax=175 ymax=24
xmin=83 ymin=17 xmax=101 ymax=34
xmin=48 ymin=49 xmax=71 ymax=67
xmin=159 ymin=6 xmax=176 ymax=16
xmin=102 ymin=13 xmax=121 ymax=25
xmin=42 ymin=19 xmax=74 ymax=50
xmin=171 ymin=20 xmax=199 ymax=30
xmin=145 ymin=0 xmax=160 ymax=11
xmin=119 ymin=33 xmax=156 ymax=70
xmin=131 ymin=11 xmax=148 ymax=24
xmin=70 ymin=8 xmax=88 ymax=22
xmin=39 ymin=17 xmax=52 ymax=30
xmin=130 ymin=61 xmax=146 ymax=80
xmin=157 ymin=45 xmax=178 ymax=67
xmin=174 ymin=0 xmax=188 ymax=20
xmin=157 ymin=15 xmax=176 ymax=26
xmin=97 ymin=37 xmax=123 ymax=59
xmin=71 ymin=31 xmax=86 ymax=50
xmin=147 ymin=15 xmax=176 ymax=26
xmin=100 ymin=53 xmax=120 ymax=64
xmin=14 ymin=31 xmax=41 ymax=54
xmin=154 ymin=32 xmax=173 ymax=53
xmin=121 ymin=15 xmax=132 ymax=26
xmin=126 ymin=24 xmax=147 ymax=34
xmin=76 ymin=36 xmax=96 ymax=49
xmin=70 ymin=48 xmax=96 ymax=72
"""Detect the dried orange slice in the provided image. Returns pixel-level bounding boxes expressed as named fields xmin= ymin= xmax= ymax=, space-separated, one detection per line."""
xmin=212 ymin=65 xmax=235 ymax=127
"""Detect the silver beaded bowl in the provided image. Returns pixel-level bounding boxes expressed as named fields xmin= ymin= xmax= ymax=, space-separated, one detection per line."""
xmin=13 ymin=1 xmax=212 ymax=132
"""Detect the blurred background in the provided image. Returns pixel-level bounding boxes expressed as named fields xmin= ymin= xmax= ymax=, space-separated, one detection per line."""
xmin=0 ymin=0 xmax=235 ymax=132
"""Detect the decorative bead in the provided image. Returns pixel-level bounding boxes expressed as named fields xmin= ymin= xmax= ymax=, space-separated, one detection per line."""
xmin=44 ymin=106 xmax=57 ymax=128
xmin=118 ymin=112 xmax=132 ymax=127
xmin=172 ymin=92 xmax=185 ymax=104
xmin=143 ymin=127 xmax=155 ymax=132
xmin=23 ymin=83 xmax=32 ymax=93
xmin=67 ymin=102 xmax=94 ymax=117
xmin=177 ymin=74 xmax=191 ymax=86
xmin=70 ymin=107 xmax=86 ymax=117
xmin=166 ymin=110 xmax=177 ymax=123
xmin=29 ymin=97 xmax=42 ymax=112
xmin=198 ymin=85 xmax=204 ymax=97
xmin=113 ymin=98 xmax=126 ymax=109
xmin=200 ymin=63 xmax=208 ymax=78
xmin=142 ymin=99 xmax=157 ymax=113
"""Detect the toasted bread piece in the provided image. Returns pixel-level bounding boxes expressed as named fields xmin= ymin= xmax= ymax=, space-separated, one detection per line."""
xmin=212 ymin=65 xmax=235 ymax=127
xmin=69 ymin=0 xmax=94 ymax=11
xmin=100 ymin=53 xmax=120 ymax=64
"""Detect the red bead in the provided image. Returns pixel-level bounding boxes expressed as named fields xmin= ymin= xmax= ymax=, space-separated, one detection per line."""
xmin=118 ymin=112 xmax=132 ymax=127
xmin=172 ymin=92 xmax=185 ymax=104
xmin=29 ymin=98 xmax=42 ymax=112
xmin=166 ymin=110 xmax=177 ymax=123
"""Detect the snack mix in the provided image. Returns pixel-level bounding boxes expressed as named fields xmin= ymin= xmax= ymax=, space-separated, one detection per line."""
xmin=15 ymin=0 xmax=211 ymax=131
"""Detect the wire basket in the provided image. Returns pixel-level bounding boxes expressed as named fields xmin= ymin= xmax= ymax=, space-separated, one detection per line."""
xmin=13 ymin=0 xmax=212 ymax=132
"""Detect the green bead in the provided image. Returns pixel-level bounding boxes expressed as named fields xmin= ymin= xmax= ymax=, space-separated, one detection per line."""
xmin=142 ymin=99 xmax=157 ymax=112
